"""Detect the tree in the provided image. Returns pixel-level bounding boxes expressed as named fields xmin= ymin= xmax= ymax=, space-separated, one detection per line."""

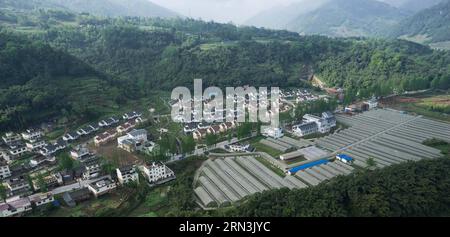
xmin=58 ymin=153 xmax=74 ymax=171
xmin=36 ymin=174 xmax=48 ymax=192
xmin=205 ymin=133 xmax=218 ymax=147
xmin=366 ymin=157 xmax=377 ymax=169
xmin=227 ymin=133 xmax=232 ymax=143
xmin=0 ymin=184 xmax=6 ymax=202
xmin=181 ymin=136 xmax=196 ymax=155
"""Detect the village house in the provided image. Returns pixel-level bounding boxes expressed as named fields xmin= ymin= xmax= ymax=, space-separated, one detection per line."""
xmin=81 ymin=156 xmax=102 ymax=180
xmin=70 ymin=145 xmax=91 ymax=160
xmin=98 ymin=117 xmax=120 ymax=127
xmin=87 ymin=177 xmax=117 ymax=197
xmin=7 ymin=141 xmax=28 ymax=158
xmin=262 ymin=127 xmax=284 ymax=139
xmin=139 ymin=162 xmax=175 ymax=185
xmin=123 ymin=111 xmax=142 ymax=120
xmin=21 ymin=128 xmax=44 ymax=142
xmin=94 ymin=129 xmax=117 ymax=146
xmin=63 ymin=188 xmax=92 ymax=207
xmin=207 ymin=125 xmax=221 ymax=135
xmin=293 ymin=122 xmax=319 ymax=137
xmin=293 ymin=112 xmax=337 ymax=137
xmin=226 ymin=143 xmax=252 ymax=152
xmin=219 ymin=121 xmax=236 ymax=133
xmin=62 ymin=131 xmax=80 ymax=141
xmin=365 ymin=96 xmax=378 ymax=110
xmin=197 ymin=122 xmax=212 ymax=130
xmin=117 ymin=129 xmax=148 ymax=153
xmin=0 ymin=197 xmax=32 ymax=217
xmin=193 ymin=128 xmax=208 ymax=140
xmin=116 ymin=165 xmax=139 ymax=185
xmin=116 ymin=120 xmax=138 ymax=135
xmin=29 ymin=155 xmax=56 ymax=168
xmin=0 ymin=150 xmax=10 ymax=163
xmin=39 ymin=144 xmax=58 ymax=157
xmin=0 ymin=158 xmax=11 ymax=179
xmin=2 ymin=132 xmax=21 ymax=144
xmin=5 ymin=176 xmax=31 ymax=195
xmin=28 ymin=192 xmax=54 ymax=208
xmin=32 ymin=173 xmax=63 ymax=191
xmin=183 ymin=123 xmax=198 ymax=134
xmin=77 ymin=125 xmax=94 ymax=136
xmin=25 ymin=139 xmax=46 ymax=152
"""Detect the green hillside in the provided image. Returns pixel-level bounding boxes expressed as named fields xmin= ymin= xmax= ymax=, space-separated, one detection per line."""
xmin=391 ymin=0 xmax=450 ymax=44
xmin=286 ymin=0 xmax=409 ymax=37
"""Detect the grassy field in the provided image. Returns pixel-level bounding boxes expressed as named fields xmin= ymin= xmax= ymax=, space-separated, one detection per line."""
xmin=254 ymin=156 xmax=286 ymax=177
xmin=385 ymin=92 xmax=450 ymax=122
xmin=249 ymin=138 xmax=284 ymax=158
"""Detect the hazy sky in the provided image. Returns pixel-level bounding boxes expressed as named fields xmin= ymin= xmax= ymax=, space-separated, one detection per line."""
xmin=150 ymin=0 xmax=303 ymax=24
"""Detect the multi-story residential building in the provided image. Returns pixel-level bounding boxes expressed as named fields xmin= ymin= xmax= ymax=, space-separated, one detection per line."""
xmin=26 ymin=140 xmax=46 ymax=152
xmin=139 ymin=162 xmax=175 ymax=185
xmin=62 ymin=132 xmax=80 ymax=141
xmin=32 ymin=173 xmax=63 ymax=191
xmin=292 ymin=122 xmax=318 ymax=137
xmin=293 ymin=112 xmax=336 ymax=137
xmin=122 ymin=111 xmax=142 ymax=120
xmin=81 ymin=156 xmax=102 ymax=180
xmin=0 ymin=158 xmax=11 ymax=179
xmin=1 ymin=132 xmax=21 ymax=144
xmin=7 ymin=142 xmax=28 ymax=157
xmin=98 ymin=117 xmax=120 ymax=127
xmin=116 ymin=165 xmax=139 ymax=185
xmin=117 ymin=129 xmax=148 ymax=152
xmin=94 ymin=129 xmax=117 ymax=146
xmin=21 ymin=128 xmax=44 ymax=142
xmin=28 ymin=192 xmax=55 ymax=207
xmin=87 ymin=177 xmax=117 ymax=197
xmin=5 ymin=176 xmax=30 ymax=193
xmin=0 ymin=197 xmax=32 ymax=217
xmin=70 ymin=145 xmax=91 ymax=160
xmin=193 ymin=128 xmax=208 ymax=140
xmin=262 ymin=127 xmax=284 ymax=139
xmin=29 ymin=155 xmax=56 ymax=168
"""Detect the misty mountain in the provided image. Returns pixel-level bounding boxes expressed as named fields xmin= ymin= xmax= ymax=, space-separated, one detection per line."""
xmin=0 ymin=0 xmax=180 ymax=18
xmin=244 ymin=0 xmax=328 ymax=29
xmin=391 ymin=0 xmax=450 ymax=44
xmin=246 ymin=0 xmax=410 ymax=38
xmin=379 ymin=0 xmax=444 ymax=13
xmin=287 ymin=0 xmax=410 ymax=37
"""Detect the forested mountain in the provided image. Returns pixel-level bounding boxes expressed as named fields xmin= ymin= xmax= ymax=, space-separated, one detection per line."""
xmin=391 ymin=0 xmax=450 ymax=44
xmin=0 ymin=31 xmax=123 ymax=130
xmin=244 ymin=0 xmax=327 ymax=30
xmin=0 ymin=0 xmax=180 ymax=18
xmin=380 ymin=0 xmax=443 ymax=13
xmin=287 ymin=0 xmax=408 ymax=37
xmin=245 ymin=0 xmax=409 ymax=37
xmin=0 ymin=7 xmax=450 ymax=129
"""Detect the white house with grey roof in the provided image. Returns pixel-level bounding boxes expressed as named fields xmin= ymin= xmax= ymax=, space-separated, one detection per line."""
xmin=139 ymin=162 xmax=175 ymax=185
xmin=117 ymin=129 xmax=148 ymax=152
xmin=0 ymin=158 xmax=11 ymax=180
xmin=116 ymin=165 xmax=139 ymax=185
xmin=87 ymin=177 xmax=117 ymax=197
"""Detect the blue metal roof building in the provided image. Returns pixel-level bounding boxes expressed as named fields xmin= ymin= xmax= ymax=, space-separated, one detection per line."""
xmin=336 ymin=154 xmax=354 ymax=162
xmin=288 ymin=159 xmax=329 ymax=175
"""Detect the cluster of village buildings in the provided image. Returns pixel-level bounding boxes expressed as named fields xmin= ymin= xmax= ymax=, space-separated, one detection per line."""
xmin=0 ymin=110 xmax=176 ymax=217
